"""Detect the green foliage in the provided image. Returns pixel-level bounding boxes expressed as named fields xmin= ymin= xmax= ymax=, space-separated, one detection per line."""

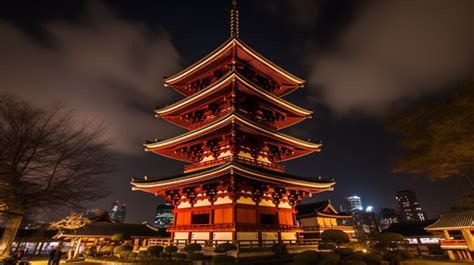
xmin=159 ymin=252 xmax=168 ymax=258
xmin=319 ymin=253 xmax=341 ymax=265
xmin=383 ymin=254 xmax=403 ymax=265
xmin=188 ymin=252 xmax=204 ymax=261
xmin=113 ymin=245 xmax=132 ymax=256
xmin=165 ymin=245 xmax=179 ymax=254
xmin=84 ymin=247 xmax=96 ymax=257
xmin=172 ymin=253 xmax=187 ymax=260
xmin=321 ymin=230 xmax=350 ymax=246
xmin=294 ymin=250 xmax=320 ymax=265
xmin=390 ymin=250 xmax=413 ymax=259
xmin=111 ymin=233 xmax=131 ymax=242
xmin=184 ymin=243 xmax=202 ymax=253
xmin=212 ymin=255 xmax=236 ymax=264
xmin=271 ymin=243 xmax=288 ymax=256
xmin=214 ymin=243 xmax=237 ymax=254
xmin=363 ymin=254 xmax=382 ymax=265
xmin=138 ymin=250 xmax=150 ymax=259
xmin=374 ymin=232 xmax=405 ymax=250
xmin=101 ymin=245 xmax=116 ymax=254
xmin=128 ymin=252 xmax=137 ymax=260
xmin=345 ymin=253 xmax=365 ymax=261
xmin=343 ymin=260 xmax=367 ymax=265
xmin=388 ymin=81 xmax=474 ymax=181
xmin=334 ymin=248 xmax=354 ymax=260
xmin=318 ymin=243 xmax=336 ymax=250
xmin=147 ymin=246 xmax=164 ymax=257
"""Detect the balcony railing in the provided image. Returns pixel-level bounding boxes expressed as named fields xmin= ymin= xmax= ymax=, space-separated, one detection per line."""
xmin=301 ymin=225 xmax=355 ymax=232
xmin=440 ymin=239 xmax=468 ymax=249
xmin=183 ymin=156 xmax=285 ymax=172
xmin=168 ymin=223 xmax=300 ymax=232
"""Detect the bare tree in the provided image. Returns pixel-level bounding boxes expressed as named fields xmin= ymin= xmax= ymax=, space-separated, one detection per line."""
xmin=0 ymin=95 xmax=113 ymax=258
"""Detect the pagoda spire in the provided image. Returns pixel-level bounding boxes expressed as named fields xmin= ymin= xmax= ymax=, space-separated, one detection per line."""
xmin=230 ymin=0 xmax=239 ymax=38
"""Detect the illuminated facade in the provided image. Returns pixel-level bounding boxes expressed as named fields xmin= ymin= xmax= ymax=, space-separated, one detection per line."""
xmin=131 ymin=1 xmax=334 ymax=244
xmin=396 ymin=190 xmax=426 ymax=222
xmin=109 ymin=201 xmax=126 ymax=223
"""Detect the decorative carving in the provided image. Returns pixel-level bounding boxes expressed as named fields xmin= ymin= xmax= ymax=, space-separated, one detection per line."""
xmin=203 ymin=183 xmax=218 ymax=202
xmin=165 ymin=189 xmax=182 ymax=206
xmin=251 ymin=184 xmax=268 ymax=203
xmin=288 ymin=190 xmax=305 ymax=206
xmin=272 ymin=187 xmax=286 ymax=205
xmin=183 ymin=187 xmax=197 ymax=205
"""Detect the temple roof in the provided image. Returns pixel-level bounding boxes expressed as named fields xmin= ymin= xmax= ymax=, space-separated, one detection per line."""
xmin=56 ymin=223 xmax=163 ymax=238
xmin=164 ymin=38 xmax=304 ymax=96
xmin=131 ymin=159 xmax=334 ymax=193
xmin=145 ymin=112 xmax=321 ymax=162
xmin=296 ymin=200 xmax=352 ymax=219
xmin=384 ymin=220 xmax=437 ymax=237
xmin=425 ymin=211 xmax=474 ymax=231
xmin=156 ymin=71 xmax=312 ymax=130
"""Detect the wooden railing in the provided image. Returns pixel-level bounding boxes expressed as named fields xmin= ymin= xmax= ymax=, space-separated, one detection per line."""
xmin=168 ymin=223 xmax=300 ymax=232
xmin=440 ymin=239 xmax=468 ymax=249
xmin=183 ymin=155 xmax=285 ymax=172
xmin=148 ymin=239 xmax=321 ymax=249
xmin=302 ymin=225 xmax=355 ymax=232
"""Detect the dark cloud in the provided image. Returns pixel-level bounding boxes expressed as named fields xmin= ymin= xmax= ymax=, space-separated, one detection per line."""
xmin=307 ymin=0 xmax=474 ymax=114
xmin=0 ymin=3 xmax=181 ymax=153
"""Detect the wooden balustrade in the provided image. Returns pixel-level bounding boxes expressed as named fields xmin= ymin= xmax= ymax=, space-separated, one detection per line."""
xmin=168 ymin=223 xmax=300 ymax=232
xmin=440 ymin=239 xmax=468 ymax=249
xmin=184 ymin=155 xmax=285 ymax=172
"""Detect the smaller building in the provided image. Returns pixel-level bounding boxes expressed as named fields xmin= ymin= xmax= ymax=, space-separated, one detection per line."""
xmin=384 ymin=220 xmax=443 ymax=257
xmin=109 ymin=201 xmax=127 ymax=223
xmin=296 ymin=200 xmax=354 ymax=240
xmin=379 ymin=208 xmax=400 ymax=231
xmin=154 ymin=203 xmax=174 ymax=228
xmin=425 ymin=211 xmax=474 ymax=261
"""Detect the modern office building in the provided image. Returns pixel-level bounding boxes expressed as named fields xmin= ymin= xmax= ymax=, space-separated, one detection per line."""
xmin=379 ymin=208 xmax=400 ymax=231
xmin=345 ymin=196 xmax=363 ymax=212
xmin=154 ymin=203 xmax=174 ymax=228
xmin=396 ymin=190 xmax=426 ymax=222
xmin=109 ymin=201 xmax=127 ymax=223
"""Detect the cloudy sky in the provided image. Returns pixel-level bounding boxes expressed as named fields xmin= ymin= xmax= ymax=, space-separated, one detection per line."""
xmin=1 ymin=0 xmax=473 ymax=222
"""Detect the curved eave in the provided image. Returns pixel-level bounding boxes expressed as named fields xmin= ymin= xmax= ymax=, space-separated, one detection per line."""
xmin=131 ymin=163 xmax=334 ymax=191
xmin=157 ymin=71 xmax=313 ymax=117
xmin=315 ymin=212 xmax=353 ymax=219
xmin=144 ymin=113 xmax=321 ymax=151
xmin=164 ymin=38 xmax=304 ymax=86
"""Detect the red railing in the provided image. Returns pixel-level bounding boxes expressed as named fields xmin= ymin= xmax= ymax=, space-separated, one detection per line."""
xmin=168 ymin=223 xmax=300 ymax=232
xmin=440 ymin=239 xmax=468 ymax=249
xmin=184 ymin=156 xmax=285 ymax=172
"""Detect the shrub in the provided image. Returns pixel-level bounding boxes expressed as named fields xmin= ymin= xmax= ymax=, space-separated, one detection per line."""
xmin=214 ymin=243 xmax=237 ymax=255
xmin=113 ymin=245 xmax=132 ymax=256
xmin=127 ymin=252 xmax=137 ymax=261
xmin=363 ymin=254 xmax=382 ymax=265
xmin=345 ymin=253 xmax=365 ymax=261
xmin=138 ymin=250 xmax=150 ymax=259
xmin=374 ymin=233 xmax=405 ymax=251
xmin=319 ymin=253 xmax=340 ymax=265
xmin=184 ymin=243 xmax=202 ymax=253
xmin=343 ymin=260 xmax=367 ymax=265
xmin=391 ymin=250 xmax=413 ymax=259
xmin=321 ymin=230 xmax=350 ymax=247
xmin=334 ymin=248 xmax=354 ymax=260
xmin=172 ymin=253 xmax=187 ymax=260
xmin=212 ymin=255 xmax=236 ymax=264
xmin=147 ymin=246 xmax=164 ymax=257
xmin=271 ymin=243 xmax=288 ymax=256
xmin=165 ymin=245 xmax=179 ymax=254
xmin=111 ymin=233 xmax=131 ymax=242
xmin=84 ymin=247 xmax=96 ymax=257
xmin=294 ymin=250 xmax=320 ymax=265
xmin=383 ymin=254 xmax=403 ymax=265
xmin=318 ymin=243 xmax=336 ymax=250
xmin=189 ymin=252 xmax=204 ymax=261
xmin=159 ymin=252 xmax=168 ymax=258
xmin=101 ymin=245 xmax=115 ymax=254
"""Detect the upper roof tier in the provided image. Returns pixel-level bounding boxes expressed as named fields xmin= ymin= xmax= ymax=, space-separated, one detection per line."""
xmin=156 ymin=71 xmax=312 ymax=130
xmin=164 ymin=38 xmax=305 ymax=97
xmin=296 ymin=200 xmax=353 ymax=219
xmin=144 ymin=112 xmax=321 ymax=163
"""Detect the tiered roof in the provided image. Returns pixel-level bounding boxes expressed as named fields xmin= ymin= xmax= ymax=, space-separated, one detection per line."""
xmin=426 ymin=211 xmax=474 ymax=231
xmin=296 ymin=200 xmax=352 ymax=219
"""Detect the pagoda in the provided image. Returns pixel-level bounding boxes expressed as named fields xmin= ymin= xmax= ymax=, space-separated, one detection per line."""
xmin=131 ymin=0 xmax=335 ymax=245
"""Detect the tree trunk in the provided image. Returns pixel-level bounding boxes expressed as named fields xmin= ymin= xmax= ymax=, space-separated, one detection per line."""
xmin=0 ymin=214 xmax=23 ymax=259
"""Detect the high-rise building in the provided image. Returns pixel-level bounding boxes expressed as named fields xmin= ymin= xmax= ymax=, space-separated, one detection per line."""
xmin=345 ymin=196 xmax=363 ymax=212
xmin=130 ymin=1 xmax=336 ymax=244
xmin=109 ymin=201 xmax=126 ymax=223
xmin=395 ymin=190 xmax=426 ymax=222
xmin=154 ymin=203 xmax=174 ymax=228
xmin=379 ymin=208 xmax=400 ymax=231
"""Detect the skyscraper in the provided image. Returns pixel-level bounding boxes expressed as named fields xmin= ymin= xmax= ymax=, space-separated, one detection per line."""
xmin=345 ymin=196 xmax=363 ymax=212
xmin=109 ymin=201 xmax=126 ymax=223
xmin=379 ymin=208 xmax=400 ymax=230
xmin=154 ymin=203 xmax=174 ymax=228
xmin=395 ymin=190 xmax=426 ymax=222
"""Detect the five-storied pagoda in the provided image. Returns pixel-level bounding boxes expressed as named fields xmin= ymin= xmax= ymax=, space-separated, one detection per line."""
xmin=131 ymin=1 xmax=335 ymax=244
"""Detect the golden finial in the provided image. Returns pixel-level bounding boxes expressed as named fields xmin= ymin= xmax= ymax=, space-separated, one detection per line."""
xmin=230 ymin=0 xmax=239 ymax=38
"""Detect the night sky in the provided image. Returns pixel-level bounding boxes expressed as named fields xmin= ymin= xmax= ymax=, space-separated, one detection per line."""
xmin=1 ymin=0 xmax=473 ymax=223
